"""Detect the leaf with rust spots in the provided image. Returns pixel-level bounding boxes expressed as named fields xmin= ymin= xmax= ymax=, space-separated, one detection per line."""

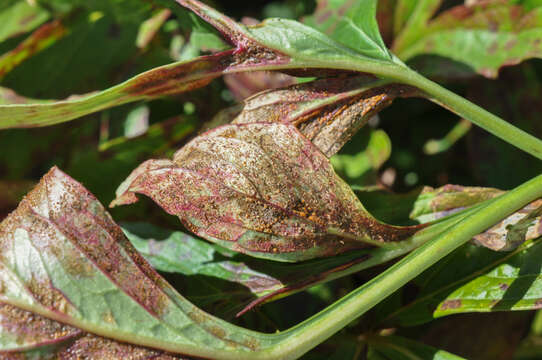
xmin=393 ymin=2 xmax=542 ymax=78
xmin=0 ymin=19 xmax=67 ymax=81
xmin=0 ymin=303 xmax=189 ymax=359
xmin=0 ymin=0 xmax=404 ymax=129
xmin=112 ymin=123 xmax=422 ymax=262
xmin=230 ymin=75 xmax=415 ymax=157
xmin=383 ymin=236 xmax=542 ymax=326
xmin=355 ymin=184 xmax=502 ymax=226
xmin=0 ymin=166 xmax=276 ymax=358
xmin=473 ymin=200 xmax=542 ymax=251
xmin=223 ymin=71 xmax=297 ymax=101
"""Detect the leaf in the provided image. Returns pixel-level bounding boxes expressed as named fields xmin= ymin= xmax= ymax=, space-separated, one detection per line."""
xmin=393 ymin=2 xmax=542 ymax=78
xmin=230 ymin=75 xmax=415 ymax=157
xmin=367 ymin=335 xmax=465 ymax=360
xmin=382 ymin=235 xmax=542 ymax=326
xmin=303 ymin=0 xmax=391 ymax=60
xmin=0 ymin=166 xmax=274 ymax=358
xmin=355 ymin=184 xmax=502 ymax=226
xmin=0 ymin=19 xmax=67 ymax=80
xmin=112 ymin=122 xmax=421 ymax=262
xmin=223 ymin=71 xmax=297 ymax=101
xmin=0 ymin=1 xmax=49 ymax=43
xmin=0 ymin=0 xmax=405 ymax=129
xmin=0 ymin=303 xmax=188 ymax=359
xmin=136 ymin=9 xmax=172 ymax=49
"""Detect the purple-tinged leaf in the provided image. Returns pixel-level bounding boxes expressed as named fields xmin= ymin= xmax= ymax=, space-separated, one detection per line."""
xmin=223 ymin=71 xmax=297 ymax=101
xmin=231 ymin=76 xmax=415 ymax=157
xmin=0 ymin=303 xmax=188 ymax=359
xmin=112 ymin=123 xmax=422 ymax=262
xmin=0 ymin=19 xmax=66 ymax=80
xmin=0 ymin=166 xmax=274 ymax=358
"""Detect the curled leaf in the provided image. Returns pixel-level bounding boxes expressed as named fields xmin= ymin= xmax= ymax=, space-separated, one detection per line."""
xmin=112 ymin=123 xmax=421 ymax=262
xmin=231 ymin=76 xmax=415 ymax=157
xmin=473 ymin=200 xmax=542 ymax=251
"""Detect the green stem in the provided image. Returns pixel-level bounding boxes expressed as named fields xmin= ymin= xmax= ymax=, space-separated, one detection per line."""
xmin=392 ymin=66 xmax=542 ymax=160
xmin=261 ymin=173 xmax=542 ymax=360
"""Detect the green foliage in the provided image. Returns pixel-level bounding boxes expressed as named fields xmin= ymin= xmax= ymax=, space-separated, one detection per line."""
xmin=2 ymin=1 xmax=542 ymax=359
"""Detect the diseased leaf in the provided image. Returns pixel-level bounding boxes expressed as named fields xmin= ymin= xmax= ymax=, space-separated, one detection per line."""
xmin=367 ymin=335 xmax=465 ymax=360
xmin=230 ymin=75 xmax=415 ymax=157
xmin=0 ymin=1 xmax=49 ymax=43
xmin=0 ymin=0 xmax=405 ymax=129
xmin=393 ymin=2 xmax=542 ymax=78
xmin=382 ymin=235 xmax=542 ymax=326
xmin=112 ymin=122 xmax=421 ymax=262
xmin=0 ymin=166 xmax=275 ymax=358
xmin=0 ymin=19 xmax=67 ymax=80
xmin=355 ymin=184 xmax=502 ymax=226
xmin=0 ymin=303 xmax=188 ymax=359
xmin=223 ymin=71 xmax=297 ymax=101
xmin=473 ymin=200 xmax=542 ymax=251
xmin=303 ymin=0 xmax=391 ymax=60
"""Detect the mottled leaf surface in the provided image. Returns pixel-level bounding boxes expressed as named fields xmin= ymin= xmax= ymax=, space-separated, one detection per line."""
xmin=0 ymin=303 xmax=187 ymax=359
xmin=231 ymin=76 xmax=414 ymax=157
xmin=0 ymin=166 xmax=273 ymax=358
xmin=113 ymin=123 xmax=420 ymax=262
xmin=394 ymin=2 xmax=542 ymax=78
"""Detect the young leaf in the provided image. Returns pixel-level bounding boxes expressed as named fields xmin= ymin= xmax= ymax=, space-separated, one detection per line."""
xmin=0 ymin=303 xmax=188 ymax=359
xmin=303 ymin=0 xmax=392 ymax=60
xmin=0 ymin=166 xmax=275 ymax=358
xmin=112 ymin=123 xmax=422 ymax=262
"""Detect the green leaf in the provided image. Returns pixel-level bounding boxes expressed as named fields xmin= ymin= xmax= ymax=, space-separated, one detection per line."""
xmin=0 ymin=303 xmax=189 ymax=359
xmin=393 ymin=2 xmax=542 ymax=78
xmin=383 ymin=234 xmax=542 ymax=326
xmin=112 ymin=122 xmax=421 ymax=262
xmin=303 ymin=0 xmax=391 ymax=60
xmin=0 ymin=166 xmax=274 ymax=358
xmin=0 ymin=1 xmax=49 ymax=43
xmin=367 ymin=335 xmax=465 ymax=360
